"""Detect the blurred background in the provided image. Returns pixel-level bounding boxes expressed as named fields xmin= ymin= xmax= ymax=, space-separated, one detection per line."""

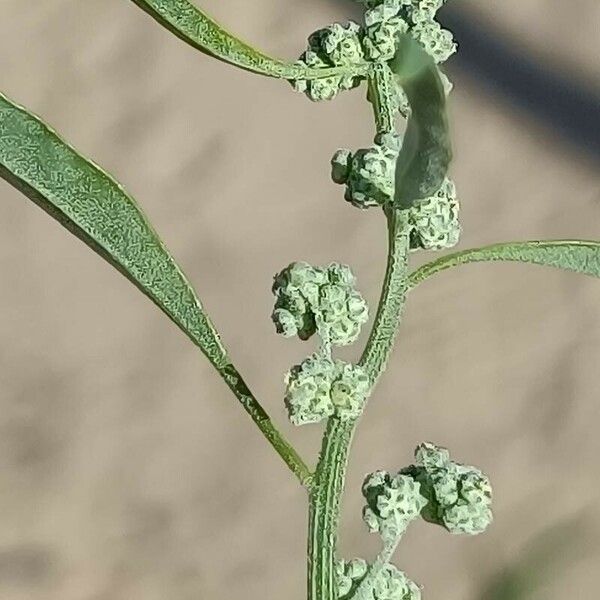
xmin=0 ymin=1 xmax=599 ymax=599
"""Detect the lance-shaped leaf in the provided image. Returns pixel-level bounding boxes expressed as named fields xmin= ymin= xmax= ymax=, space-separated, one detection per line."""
xmin=408 ymin=240 xmax=600 ymax=289
xmin=389 ymin=34 xmax=452 ymax=208
xmin=130 ymin=0 xmax=368 ymax=80
xmin=0 ymin=92 xmax=311 ymax=486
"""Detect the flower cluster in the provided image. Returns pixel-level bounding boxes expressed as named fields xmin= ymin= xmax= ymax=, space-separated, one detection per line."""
xmin=357 ymin=0 xmax=455 ymax=63
xmin=336 ymin=558 xmax=421 ymax=600
xmin=331 ymin=138 xmax=460 ymax=249
xmin=362 ymin=2 xmax=410 ymax=62
xmin=294 ymin=0 xmax=455 ymax=103
xmin=272 ymin=262 xmax=369 ymax=346
xmin=332 ymin=133 xmax=401 ymax=209
xmin=401 ymin=442 xmax=493 ymax=535
xmin=285 ymin=354 xmax=370 ymax=425
xmin=362 ymin=470 xmax=428 ymax=542
xmin=408 ymin=177 xmax=460 ymax=250
xmin=293 ymin=22 xmax=365 ymax=102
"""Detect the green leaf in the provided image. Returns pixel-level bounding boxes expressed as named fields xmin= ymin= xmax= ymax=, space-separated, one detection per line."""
xmin=408 ymin=240 xmax=600 ymax=289
xmin=389 ymin=34 xmax=452 ymax=208
xmin=130 ymin=0 xmax=368 ymax=80
xmin=0 ymin=91 xmax=312 ymax=487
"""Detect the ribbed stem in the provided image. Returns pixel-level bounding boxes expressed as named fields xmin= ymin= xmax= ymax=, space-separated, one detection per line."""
xmin=307 ymin=209 xmax=411 ymax=600
xmin=308 ymin=418 xmax=354 ymax=600
xmin=353 ymin=536 xmax=402 ymax=600
xmin=368 ymin=62 xmax=398 ymax=135
xmin=359 ymin=208 xmax=411 ymax=381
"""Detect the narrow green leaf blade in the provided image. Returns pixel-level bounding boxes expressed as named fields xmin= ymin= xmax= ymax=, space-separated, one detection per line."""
xmin=0 ymin=91 xmax=228 ymax=367
xmin=408 ymin=240 xmax=600 ymax=288
xmin=129 ymin=0 xmax=366 ymax=80
xmin=0 ymin=91 xmax=312 ymax=486
xmin=389 ymin=34 xmax=452 ymax=208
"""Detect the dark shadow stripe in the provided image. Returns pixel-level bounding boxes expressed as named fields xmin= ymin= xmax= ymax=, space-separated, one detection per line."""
xmin=338 ymin=1 xmax=600 ymax=159
xmin=439 ymin=7 xmax=600 ymax=159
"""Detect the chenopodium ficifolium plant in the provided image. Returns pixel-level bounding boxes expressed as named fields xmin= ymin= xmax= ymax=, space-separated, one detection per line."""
xmin=276 ymin=1 xmax=485 ymax=598
xmin=1 ymin=1 xmax=599 ymax=600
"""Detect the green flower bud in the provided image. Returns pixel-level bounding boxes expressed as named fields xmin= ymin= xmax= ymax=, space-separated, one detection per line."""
xmin=364 ymin=2 xmax=402 ymax=27
xmin=409 ymin=177 xmax=460 ymax=251
xmin=411 ymin=20 xmax=456 ymax=64
xmin=362 ymin=470 xmax=428 ymax=542
xmin=320 ymin=287 xmax=369 ymax=346
xmin=272 ymin=262 xmax=327 ymax=340
xmin=331 ymin=149 xmax=353 ymax=184
xmin=332 ymin=133 xmax=401 ymax=209
xmin=272 ymin=307 xmax=300 ymax=337
xmin=442 ymin=495 xmax=492 ymax=535
xmin=284 ymin=354 xmax=336 ymax=425
xmin=412 ymin=0 xmax=446 ymax=21
xmin=315 ymin=22 xmax=365 ymax=67
xmin=293 ymin=22 xmax=365 ymax=102
xmin=336 ymin=557 xmax=368 ymax=598
xmin=330 ymin=362 xmax=371 ymax=420
xmin=407 ymin=442 xmax=493 ymax=535
xmin=414 ymin=440 xmax=450 ymax=468
xmin=364 ymin=17 xmax=410 ymax=61
xmin=285 ymin=358 xmax=370 ymax=425
xmin=327 ymin=262 xmax=356 ymax=286
xmin=372 ymin=563 xmax=421 ymax=600
xmin=363 ymin=3 xmax=411 ymax=61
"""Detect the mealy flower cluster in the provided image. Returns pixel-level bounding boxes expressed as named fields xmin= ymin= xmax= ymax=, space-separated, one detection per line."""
xmin=357 ymin=0 xmax=455 ymax=65
xmin=293 ymin=22 xmax=366 ymax=102
xmin=362 ymin=470 xmax=428 ymax=542
xmin=336 ymin=558 xmax=421 ymax=600
xmin=362 ymin=443 xmax=493 ymax=539
xmin=401 ymin=442 xmax=493 ymax=535
xmin=408 ymin=177 xmax=460 ymax=250
xmin=294 ymin=0 xmax=455 ymax=103
xmin=273 ymin=262 xmax=371 ymax=426
xmin=352 ymin=444 xmax=492 ymax=599
xmin=285 ymin=354 xmax=371 ymax=425
xmin=332 ymin=133 xmax=401 ymax=209
xmin=332 ymin=136 xmax=460 ymax=249
xmin=272 ymin=262 xmax=369 ymax=346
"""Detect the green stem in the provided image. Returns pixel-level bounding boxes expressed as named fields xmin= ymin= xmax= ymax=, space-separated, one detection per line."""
xmin=368 ymin=63 xmax=399 ymax=135
xmin=308 ymin=418 xmax=354 ymax=600
xmin=307 ymin=209 xmax=411 ymax=600
xmin=353 ymin=536 xmax=402 ymax=600
xmin=359 ymin=207 xmax=411 ymax=380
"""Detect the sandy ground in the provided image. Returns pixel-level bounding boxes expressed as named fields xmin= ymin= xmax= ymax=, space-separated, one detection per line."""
xmin=0 ymin=1 xmax=599 ymax=599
